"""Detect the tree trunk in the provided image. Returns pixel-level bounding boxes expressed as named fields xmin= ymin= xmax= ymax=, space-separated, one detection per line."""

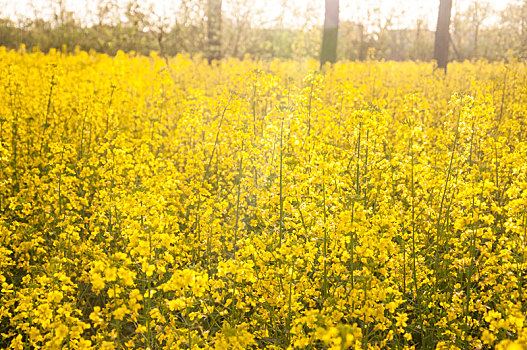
xmin=320 ymin=0 xmax=339 ymax=68
xmin=207 ymin=0 xmax=222 ymax=63
xmin=433 ymin=0 xmax=453 ymax=71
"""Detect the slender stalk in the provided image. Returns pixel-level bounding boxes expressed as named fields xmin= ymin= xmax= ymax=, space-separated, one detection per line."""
xmin=252 ymin=80 xmax=257 ymax=136
xmin=307 ymin=77 xmax=314 ymax=136
xmin=435 ymin=106 xmax=462 ymax=279
xmin=207 ymin=212 xmax=213 ymax=274
xmin=234 ymin=142 xmax=243 ymax=259
xmin=465 ymin=178 xmax=478 ymax=330
xmin=349 ymin=204 xmax=355 ymax=290
xmin=356 ymin=122 xmax=362 ymax=196
xmin=497 ymin=70 xmax=507 ymax=128
xmin=410 ymin=136 xmax=419 ymax=301
xmin=293 ymin=178 xmax=308 ymax=242
xmin=363 ymin=128 xmax=369 ymax=186
xmin=279 ymin=116 xmax=284 ymax=247
xmin=520 ymin=209 xmax=526 ymax=312
xmin=403 ymin=235 xmax=406 ymax=296
xmin=206 ymin=96 xmax=232 ymax=175
xmin=10 ymin=83 xmax=20 ymax=194
xmin=410 ymin=125 xmax=426 ymax=344
xmin=322 ymin=168 xmax=328 ymax=300
xmin=38 ymin=74 xmax=55 ymax=156
xmin=286 ymin=258 xmax=295 ymax=344
xmin=105 ymin=85 xmax=115 ymax=134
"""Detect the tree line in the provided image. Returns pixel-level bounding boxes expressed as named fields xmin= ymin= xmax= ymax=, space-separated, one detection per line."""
xmin=1 ymin=0 xmax=526 ymax=68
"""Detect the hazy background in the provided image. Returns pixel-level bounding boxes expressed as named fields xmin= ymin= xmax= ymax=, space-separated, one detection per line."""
xmin=0 ymin=0 xmax=525 ymax=61
xmin=2 ymin=0 xmax=514 ymax=29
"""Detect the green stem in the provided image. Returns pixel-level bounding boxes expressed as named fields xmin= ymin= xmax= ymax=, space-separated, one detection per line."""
xmin=234 ymin=142 xmax=243 ymax=259
xmin=435 ymin=106 xmax=462 ymax=282
xmin=279 ymin=116 xmax=284 ymax=247
xmin=322 ymin=168 xmax=328 ymax=300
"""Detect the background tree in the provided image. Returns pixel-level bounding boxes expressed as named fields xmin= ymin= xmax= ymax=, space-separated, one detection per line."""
xmin=170 ymin=0 xmax=207 ymax=56
xmin=450 ymin=1 xmax=491 ymax=60
xmin=434 ymin=0 xmax=453 ymax=71
xmin=470 ymin=1 xmax=490 ymax=58
xmin=409 ymin=19 xmax=434 ymax=60
xmin=1 ymin=0 xmax=526 ymax=62
xmin=497 ymin=0 xmax=527 ymax=59
xmin=207 ymin=0 xmax=222 ymax=63
xmin=223 ymin=0 xmax=256 ymax=58
xmin=320 ymin=0 xmax=339 ymax=68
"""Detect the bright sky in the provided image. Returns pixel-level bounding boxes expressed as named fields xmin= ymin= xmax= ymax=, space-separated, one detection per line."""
xmin=0 ymin=0 xmax=517 ymax=30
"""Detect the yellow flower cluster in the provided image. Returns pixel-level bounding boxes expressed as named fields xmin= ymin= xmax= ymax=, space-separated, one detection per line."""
xmin=1 ymin=47 xmax=526 ymax=349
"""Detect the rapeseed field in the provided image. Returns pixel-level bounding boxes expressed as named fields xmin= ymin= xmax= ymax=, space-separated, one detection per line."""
xmin=0 ymin=47 xmax=526 ymax=349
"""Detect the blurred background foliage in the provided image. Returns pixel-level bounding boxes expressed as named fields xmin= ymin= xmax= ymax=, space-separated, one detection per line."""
xmin=0 ymin=0 xmax=526 ymax=61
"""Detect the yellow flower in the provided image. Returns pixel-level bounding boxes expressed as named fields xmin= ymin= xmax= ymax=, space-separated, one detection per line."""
xmin=91 ymin=273 xmax=105 ymax=291
xmin=89 ymin=306 xmax=104 ymax=326
xmin=482 ymin=329 xmax=496 ymax=345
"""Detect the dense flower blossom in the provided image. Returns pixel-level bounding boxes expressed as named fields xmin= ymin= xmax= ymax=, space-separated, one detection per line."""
xmin=0 ymin=47 xmax=526 ymax=349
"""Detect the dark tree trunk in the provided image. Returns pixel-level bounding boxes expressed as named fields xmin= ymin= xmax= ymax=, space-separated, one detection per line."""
xmin=320 ymin=0 xmax=339 ymax=68
xmin=433 ymin=0 xmax=453 ymax=71
xmin=207 ymin=0 xmax=222 ymax=63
